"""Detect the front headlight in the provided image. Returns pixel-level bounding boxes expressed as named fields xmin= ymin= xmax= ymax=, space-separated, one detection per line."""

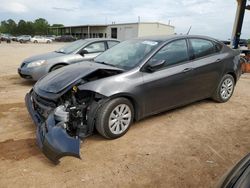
xmin=27 ymin=60 xmax=46 ymax=68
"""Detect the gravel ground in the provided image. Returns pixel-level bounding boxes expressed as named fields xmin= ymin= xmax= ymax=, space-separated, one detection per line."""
xmin=0 ymin=42 xmax=249 ymax=188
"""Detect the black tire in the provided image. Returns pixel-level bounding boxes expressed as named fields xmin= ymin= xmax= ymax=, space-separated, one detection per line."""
xmin=50 ymin=64 xmax=65 ymax=72
xmin=20 ymin=40 xmax=23 ymax=43
xmin=96 ymin=98 xmax=134 ymax=139
xmin=212 ymin=74 xmax=235 ymax=103
xmin=34 ymin=40 xmax=38 ymax=43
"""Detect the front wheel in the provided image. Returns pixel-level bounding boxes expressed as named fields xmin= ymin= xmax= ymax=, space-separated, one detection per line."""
xmin=212 ymin=74 xmax=235 ymax=103
xmin=50 ymin=64 xmax=65 ymax=72
xmin=96 ymin=98 xmax=134 ymax=139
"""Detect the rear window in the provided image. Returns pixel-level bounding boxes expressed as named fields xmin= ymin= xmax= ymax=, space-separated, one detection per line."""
xmin=214 ymin=42 xmax=223 ymax=52
xmin=190 ymin=39 xmax=216 ymax=58
xmin=107 ymin=41 xmax=119 ymax=48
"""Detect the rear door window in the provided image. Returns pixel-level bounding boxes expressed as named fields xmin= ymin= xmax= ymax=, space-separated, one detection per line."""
xmin=189 ymin=39 xmax=216 ymax=58
xmin=214 ymin=42 xmax=223 ymax=52
xmin=107 ymin=41 xmax=119 ymax=48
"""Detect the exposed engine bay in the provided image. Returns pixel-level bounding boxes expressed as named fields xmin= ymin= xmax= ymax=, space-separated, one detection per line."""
xmin=54 ymin=88 xmax=103 ymax=139
xmin=52 ymin=69 xmax=123 ymax=138
xmin=26 ymin=67 xmax=123 ymax=164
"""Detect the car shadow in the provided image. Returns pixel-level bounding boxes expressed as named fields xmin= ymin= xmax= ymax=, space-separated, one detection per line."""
xmin=2 ymin=74 xmax=36 ymax=86
xmin=19 ymin=79 xmax=36 ymax=86
xmin=88 ymin=98 xmax=214 ymax=141
xmin=34 ymin=98 xmax=215 ymax=165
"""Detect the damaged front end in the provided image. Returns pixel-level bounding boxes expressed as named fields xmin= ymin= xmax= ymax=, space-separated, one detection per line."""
xmin=25 ymin=62 xmax=123 ymax=164
xmin=25 ymin=86 xmax=107 ymax=164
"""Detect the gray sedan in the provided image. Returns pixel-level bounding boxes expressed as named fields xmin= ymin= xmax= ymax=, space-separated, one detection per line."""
xmin=18 ymin=38 xmax=119 ymax=80
xmin=25 ymin=35 xmax=241 ymax=163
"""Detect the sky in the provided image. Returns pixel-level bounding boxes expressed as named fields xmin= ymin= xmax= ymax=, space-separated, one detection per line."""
xmin=0 ymin=0 xmax=249 ymax=40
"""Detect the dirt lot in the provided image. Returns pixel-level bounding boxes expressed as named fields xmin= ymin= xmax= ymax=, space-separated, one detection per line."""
xmin=0 ymin=42 xmax=249 ymax=188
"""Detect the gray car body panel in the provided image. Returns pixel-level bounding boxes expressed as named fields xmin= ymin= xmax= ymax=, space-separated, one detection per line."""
xmin=35 ymin=35 xmax=241 ymax=120
xmin=18 ymin=38 xmax=120 ymax=80
xmin=217 ymin=153 xmax=250 ymax=188
xmin=78 ymin=36 xmax=241 ymax=119
xmin=34 ymin=61 xmax=124 ymax=94
xmin=25 ymin=35 xmax=241 ymax=163
xmin=33 ymin=35 xmax=241 ymax=119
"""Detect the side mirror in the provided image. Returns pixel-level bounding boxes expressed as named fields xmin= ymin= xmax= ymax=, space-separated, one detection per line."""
xmin=145 ymin=59 xmax=166 ymax=73
xmin=80 ymin=49 xmax=88 ymax=56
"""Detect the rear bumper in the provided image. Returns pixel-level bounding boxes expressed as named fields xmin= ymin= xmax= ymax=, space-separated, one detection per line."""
xmin=25 ymin=91 xmax=81 ymax=164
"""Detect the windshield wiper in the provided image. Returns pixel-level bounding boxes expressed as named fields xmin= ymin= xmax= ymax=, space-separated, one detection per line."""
xmin=55 ymin=50 xmax=65 ymax=54
xmin=95 ymin=61 xmax=116 ymax=67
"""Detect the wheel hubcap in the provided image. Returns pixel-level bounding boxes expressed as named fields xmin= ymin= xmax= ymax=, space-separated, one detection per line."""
xmin=108 ymin=104 xmax=131 ymax=135
xmin=220 ymin=78 xmax=234 ymax=100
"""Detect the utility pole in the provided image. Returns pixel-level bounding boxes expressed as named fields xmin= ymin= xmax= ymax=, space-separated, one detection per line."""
xmin=231 ymin=0 xmax=249 ymax=49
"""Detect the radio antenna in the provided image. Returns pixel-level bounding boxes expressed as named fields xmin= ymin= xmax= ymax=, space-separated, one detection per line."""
xmin=187 ymin=26 xmax=192 ymax=35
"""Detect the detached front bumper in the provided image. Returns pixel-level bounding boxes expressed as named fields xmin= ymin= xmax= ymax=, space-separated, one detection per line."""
xmin=25 ymin=91 xmax=81 ymax=164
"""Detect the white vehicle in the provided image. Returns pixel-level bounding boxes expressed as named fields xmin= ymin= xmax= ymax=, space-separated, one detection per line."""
xmin=31 ymin=36 xmax=52 ymax=43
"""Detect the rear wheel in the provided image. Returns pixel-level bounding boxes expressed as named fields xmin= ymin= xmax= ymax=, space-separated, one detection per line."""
xmin=50 ymin=64 xmax=66 ymax=72
xmin=34 ymin=40 xmax=38 ymax=43
xmin=212 ymin=74 xmax=235 ymax=103
xmin=96 ymin=98 xmax=134 ymax=139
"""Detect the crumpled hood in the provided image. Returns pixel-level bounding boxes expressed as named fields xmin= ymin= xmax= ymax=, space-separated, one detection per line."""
xmin=24 ymin=51 xmax=65 ymax=63
xmin=34 ymin=61 xmax=122 ymax=94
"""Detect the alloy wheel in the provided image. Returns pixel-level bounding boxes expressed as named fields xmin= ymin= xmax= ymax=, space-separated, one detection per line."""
xmin=108 ymin=104 xmax=132 ymax=135
xmin=220 ymin=78 xmax=234 ymax=100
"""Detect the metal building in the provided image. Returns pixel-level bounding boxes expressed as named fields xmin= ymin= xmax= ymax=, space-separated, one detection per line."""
xmin=48 ymin=22 xmax=175 ymax=41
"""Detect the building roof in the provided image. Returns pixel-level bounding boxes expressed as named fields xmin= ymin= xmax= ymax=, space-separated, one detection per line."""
xmin=49 ymin=24 xmax=107 ymax=29
xmin=49 ymin=22 xmax=174 ymax=29
xmin=108 ymin=22 xmax=174 ymax=28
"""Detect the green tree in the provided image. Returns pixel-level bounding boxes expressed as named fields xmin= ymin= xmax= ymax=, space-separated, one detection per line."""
xmin=16 ymin=20 xmax=35 ymax=35
xmin=0 ymin=20 xmax=9 ymax=33
xmin=6 ymin=19 xmax=17 ymax=34
xmin=51 ymin=24 xmax=64 ymax=27
xmin=17 ymin=20 xmax=27 ymax=34
xmin=26 ymin=21 xmax=35 ymax=35
xmin=49 ymin=24 xmax=64 ymax=35
xmin=0 ymin=18 xmax=63 ymax=36
xmin=33 ymin=18 xmax=49 ymax=35
xmin=0 ymin=19 xmax=17 ymax=34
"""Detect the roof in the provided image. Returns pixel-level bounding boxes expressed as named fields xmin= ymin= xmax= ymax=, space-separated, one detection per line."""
xmin=82 ymin=38 xmax=120 ymax=42
xmin=108 ymin=22 xmax=174 ymax=28
xmin=136 ymin=34 xmax=220 ymax=42
xmin=49 ymin=22 xmax=174 ymax=29
xmin=49 ymin=24 xmax=107 ymax=29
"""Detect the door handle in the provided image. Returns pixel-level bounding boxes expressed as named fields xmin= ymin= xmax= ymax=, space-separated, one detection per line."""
xmin=215 ymin=59 xmax=221 ymax=63
xmin=182 ymin=68 xmax=193 ymax=73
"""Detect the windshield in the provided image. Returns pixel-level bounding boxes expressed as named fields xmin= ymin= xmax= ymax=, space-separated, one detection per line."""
xmin=56 ymin=40 xmax=88 ymax=54
xmin=94 ymin=39 xmax=160 ymax=70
